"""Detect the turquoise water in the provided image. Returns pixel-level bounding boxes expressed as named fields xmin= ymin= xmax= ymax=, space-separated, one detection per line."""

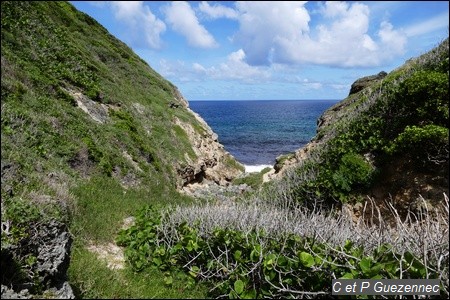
xmin=189 ymin=100 xmax=338 ymax=166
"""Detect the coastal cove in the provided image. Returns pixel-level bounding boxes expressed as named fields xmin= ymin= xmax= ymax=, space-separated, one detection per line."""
xmin=2 ymin=2 xmax=448 ymax=298
xmin=189 ymin=100 xmax=338 ymax=170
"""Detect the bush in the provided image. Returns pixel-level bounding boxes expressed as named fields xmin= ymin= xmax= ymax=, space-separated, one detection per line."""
xmin=402 ymin=71 xmax=448 ymax=124
xmin=385 ymin=71 xmax=448 ymax=139
xmin=385 ymin=124 xmax=448 ymax=166
xmin=332 ymin=153 xmax=374 ymax=193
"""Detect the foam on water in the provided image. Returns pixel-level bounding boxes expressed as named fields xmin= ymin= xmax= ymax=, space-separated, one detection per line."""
xmin=245 ymin=164 xmax=273 ymax=173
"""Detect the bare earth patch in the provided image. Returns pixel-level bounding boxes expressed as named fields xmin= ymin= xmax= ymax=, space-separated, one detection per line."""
xmin=86 ymin=217 xmax=135 ymax=270
xmin=86 ymin=242 xmax=125 ymax=270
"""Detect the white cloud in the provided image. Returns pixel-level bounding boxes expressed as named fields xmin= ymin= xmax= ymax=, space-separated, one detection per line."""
xmin=331 ymin=83 xmax=350 ymax=92
xmin=377 ymin=21 xmax=407 ymax=57
xmin=107 ymin=1 xmax=166 ymax=49
xmin=404 ymin=12 xmax=449 ymax=37
xmin=87 ymin=1 xmax=107 ymax=8
xmin=193 ymin=49 xmax=271 ymax=82
xmin=164 ymin=1 xmax=217 ymax=48
xmin=234 ymin=1 xmax=310 ymax=65
xmin=219 ymin=49 xmax=271 ymax=81
xmin=303 ymin=81 xmax=323 ymax=90
xmin=159 ymin=59 xmax=194 ymax=82
xmin=159 ymin=49 xmax=270 ymax=83
xmin=198 ymin=1 xmax=238 ymax=19
xmin=232 ymin=1 xmax=407 ymax=68
xmin=320 ymin=1 xmax=351 ymax=18
xmin=193 ymin=62 xmax=207 ymax=73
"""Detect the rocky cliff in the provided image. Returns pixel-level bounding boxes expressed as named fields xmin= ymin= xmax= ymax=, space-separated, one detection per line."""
xmin=175 ymin=107 xmax=244 ymax=189
xmin=348 ymin=71 xmax=387 ymax=96
xmin=168 ymin=88 xmax=244 ymax=189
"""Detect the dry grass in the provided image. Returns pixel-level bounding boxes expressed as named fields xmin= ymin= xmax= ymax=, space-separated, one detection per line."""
xmin=157 ymin=193 xmax=449 ymax=297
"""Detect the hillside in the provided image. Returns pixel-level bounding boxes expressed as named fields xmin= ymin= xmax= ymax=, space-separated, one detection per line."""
xmin=1 ymin=1 xmax=448 ymax=299
xmin=1 ymin=1 xmax=242 ymax=298
xmin=271 ymin=38 xmax=448 ymax=214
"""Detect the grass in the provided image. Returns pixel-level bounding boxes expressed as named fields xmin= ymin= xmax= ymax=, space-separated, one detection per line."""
xmin=1 ymin=2 xmax=242 ymax=298
xmin=68 ymin=174 xmax=209 ymax=298
xmin=69 ymin=241 xmax=209 ymax=299
xmin=172 ymin=124 xmax=198 ymax=161
xmin=233 ymin=167 xmax=272 ymax=189
xmin=70 ymin=175 xmax=197 ymax=242
xmin=223 ymin=154 xmax=245 ymax=173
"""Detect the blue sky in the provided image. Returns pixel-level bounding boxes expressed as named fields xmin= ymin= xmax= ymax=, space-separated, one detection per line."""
xmin=71 ymin=1 xmax=449 ymax=101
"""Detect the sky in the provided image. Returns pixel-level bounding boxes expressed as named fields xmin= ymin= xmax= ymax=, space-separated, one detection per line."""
xmin=70 ymin=1 xmax=449 ymax=101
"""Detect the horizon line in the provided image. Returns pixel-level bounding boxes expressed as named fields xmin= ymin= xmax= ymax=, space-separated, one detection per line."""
xmin=188 ymin=99 xmax=341 ymax=102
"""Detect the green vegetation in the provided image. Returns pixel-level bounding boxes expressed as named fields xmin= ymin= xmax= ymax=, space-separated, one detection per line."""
xmin=224 ymin=155 xmax=246 ymax=173
xmin=1 ymin=1 xmax=448 ymax=298
xmin=270 ymin=38 xmax=449 ymax=206
xmin=1 ymin=1 xmax=241 ymax=298
xmin=274 ymin=153 xmax=295 ymax=170
xmin=68 ymin=178 xmax=210 ymax=298
xmin=385 ymin=124 xmax=448 ymax=165
xmin=332 ymin=153 xmax=374 ymax=194
xmin=69 ymin=242 xmax=208 ymax=299
xmin=233 ymin=167 xmax=271 ymax=189
xmin=114 ymin=37 xmax=448 ymax=297
xmin=117 ymin=202 xmax=448 ymax=298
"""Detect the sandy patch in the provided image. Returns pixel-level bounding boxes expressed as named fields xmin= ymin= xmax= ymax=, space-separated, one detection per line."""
xmin=86 ymin=242 xmax=125 ymax=270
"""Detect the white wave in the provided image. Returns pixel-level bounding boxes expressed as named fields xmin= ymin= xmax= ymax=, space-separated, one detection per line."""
xmin=245 ymin=164 xmax=273 ymax=173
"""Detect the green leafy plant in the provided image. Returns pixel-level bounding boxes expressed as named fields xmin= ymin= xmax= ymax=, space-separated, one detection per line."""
xmin=332 ymin=153 xmax=374 ymax=194
xmin=385 ymin=124 xmax=448 ymax=166
xmin=117 ymin=201 xmax=449 ymax=298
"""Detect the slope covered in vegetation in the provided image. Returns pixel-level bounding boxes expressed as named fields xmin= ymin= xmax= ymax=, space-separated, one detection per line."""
xmin=1 ymin=1 xmax=242 ymax=298
xmin=272 ymin=38 xmax=448 ymax=212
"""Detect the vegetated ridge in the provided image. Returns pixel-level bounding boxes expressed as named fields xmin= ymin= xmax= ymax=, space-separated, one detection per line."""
xmin=272 ymin=40 xmax=448 ymax=215
xmin=1 ymin=1 xmax=242 ymax=298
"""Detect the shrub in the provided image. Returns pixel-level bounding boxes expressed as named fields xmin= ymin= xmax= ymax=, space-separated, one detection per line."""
xmin=2 ymin=198 xmax=42 ymax=246
xmin=384 ymin=70 xmax=448 ymax=139
xmin=385 ymin=124 xmax=449 ymax=166
xmin=332 ymin=153 xmax=374 ymax=193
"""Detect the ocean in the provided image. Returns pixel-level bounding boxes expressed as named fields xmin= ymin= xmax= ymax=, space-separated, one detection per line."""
xmin=189 ymin=100 xmax=338 ymax=171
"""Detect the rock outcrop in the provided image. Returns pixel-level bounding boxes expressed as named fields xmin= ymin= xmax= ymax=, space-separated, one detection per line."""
xmin=175 ymin=101 xmax=244 ymax=189
xmin=348 ymin=71 xmax=387 ymax=95
xmin=1 ymin=220 xmax=74 ymax=299
xmin=267 ymin=142 xmax=319 ymax=180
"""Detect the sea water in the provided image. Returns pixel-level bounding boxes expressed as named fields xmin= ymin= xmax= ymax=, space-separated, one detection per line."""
xmin=189 ymin=100 xmax=338 ymax=172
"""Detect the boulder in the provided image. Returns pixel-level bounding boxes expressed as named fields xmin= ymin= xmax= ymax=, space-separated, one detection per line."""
xmin=1 ymin=285 xmax=31 ymax=299
xmin=35 ymin=220 xmax=72 ymax=284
